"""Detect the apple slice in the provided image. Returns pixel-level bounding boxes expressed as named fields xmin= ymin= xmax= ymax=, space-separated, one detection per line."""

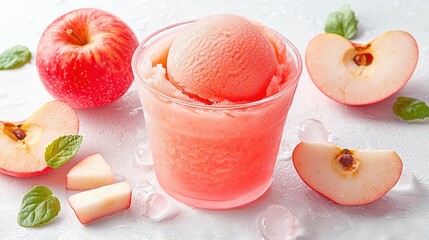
xmin=306 ymin=31 xmax=418 ymax=105
xmin=292 ymin=142 xmax=402 ymax=205
xmin=0 ymin=101 xmax=79 ymax=178
xmin=68 ymin=182 xmax=132 ymax=224
xmin=66 ymin=153 xmax=115 ymax=191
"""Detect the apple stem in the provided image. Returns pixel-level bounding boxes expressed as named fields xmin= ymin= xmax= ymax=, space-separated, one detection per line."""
xmin=66 ymin=29 xmax=86 ymax=46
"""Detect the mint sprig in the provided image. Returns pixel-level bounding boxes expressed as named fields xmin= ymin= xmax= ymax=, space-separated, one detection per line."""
xmin=45 ymin=135 xmax=83 ymax=169
xmin=17 ymin=186 xmax=61 ymax=227
xmin=325 ymin=4 xmax=358 ymax=39
xmin=393 ymin=97 xmax=429 ymax=121
xmin=0 ymin=45 xmax=31 ymax=70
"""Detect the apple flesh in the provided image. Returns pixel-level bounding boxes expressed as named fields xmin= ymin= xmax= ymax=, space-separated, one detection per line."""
xmin=0 ymin=101 xmax=79 ymax=178
xmin=66 ymin=153 xmax=116 ymax=191
xmin=306 ymin=31 xmax=419 ymax=105
xmin=292 ymin=142 xmax=402 ymax=205
xmin=68 ymin=182 xmax=132 ymax=224
xmin=36 ymin=8 xmax=139 ymax=109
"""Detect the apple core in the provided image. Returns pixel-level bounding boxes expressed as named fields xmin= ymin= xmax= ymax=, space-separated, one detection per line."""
xmin=3 ymin=123 xmax=26 ymax=141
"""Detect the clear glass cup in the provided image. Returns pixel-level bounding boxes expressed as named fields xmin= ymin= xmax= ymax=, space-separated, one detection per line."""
xmin=132 ymin=20 xmax=302 ymax=209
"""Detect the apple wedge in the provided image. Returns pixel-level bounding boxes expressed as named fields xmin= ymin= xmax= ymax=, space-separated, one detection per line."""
xmin=66 ymin=153 xmax=116 ymax=191
xmin=68 ymin=182 xmax=132 ymax=224
xmin=292 ymin=142 xmax=402 ymax=205
xmin=306 ymin=31 xmax=418 ymax=105
xmin=0 ymin=101 xmax=79 ymax=177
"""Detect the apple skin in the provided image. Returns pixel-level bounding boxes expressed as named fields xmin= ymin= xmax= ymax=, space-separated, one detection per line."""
xmin=0 ymin=101 xmax=79 ymax=178
xmin=0 ymin=165 xmax=52 ymax=178
xmin=36 ymin=8 xmax=139 ymax=109
xmin=305 ymin=31 xmax=419 ymax=106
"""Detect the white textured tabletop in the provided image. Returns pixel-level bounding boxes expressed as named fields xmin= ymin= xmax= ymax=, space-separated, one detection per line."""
xmin=1 ymin=0 xmax=429 ymax=239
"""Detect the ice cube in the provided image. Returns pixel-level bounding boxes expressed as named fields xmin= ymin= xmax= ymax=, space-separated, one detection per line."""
xmin=135 ymin=179 xmax=153 ymax=193
xmin=143 ymin=193 xmax=180 ymax=222
xmin=298 ymin=119 xmax=329 ymax=143
xmin=259 ymin=204 xmax=305 ymax=240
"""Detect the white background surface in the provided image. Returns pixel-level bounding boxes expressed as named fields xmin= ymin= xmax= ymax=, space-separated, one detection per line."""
xmin=1 ymin=0 xmax=429 ymax=239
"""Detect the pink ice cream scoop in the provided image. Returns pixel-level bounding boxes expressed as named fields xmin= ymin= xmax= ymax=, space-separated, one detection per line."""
xmin=166 ymin=14 xmax=278 ymax=103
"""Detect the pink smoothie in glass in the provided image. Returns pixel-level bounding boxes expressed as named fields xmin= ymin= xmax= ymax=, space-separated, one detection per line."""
xmin=132 ymin=14 xmax=302 ymax=209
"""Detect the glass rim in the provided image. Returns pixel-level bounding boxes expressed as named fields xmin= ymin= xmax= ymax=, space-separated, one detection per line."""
xmin=132 ymin=20 xmax=303 ymax=110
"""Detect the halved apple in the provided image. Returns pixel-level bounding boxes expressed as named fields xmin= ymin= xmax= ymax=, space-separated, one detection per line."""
xmin=66 ymin=153 xmax=116 ymax=191
xmin=306 ymin=31 xmax=418 ymax=105
xmin=68 ymin=182 xmax=132 ymax=224
xmin=292 ymin=142 xmax=402 ymax=205
xmin=0 ymin=101 xmax=79 ymax=177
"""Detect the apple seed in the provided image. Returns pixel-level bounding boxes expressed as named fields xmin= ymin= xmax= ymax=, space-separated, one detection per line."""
xmin=13 ymin=129 xmax=27 ymax=140
xmin=335 ymin=149 xmax=358 ymax=172
xmin=339 ymin=152 xmax=353 ymax=167
xmin=353 ymin=53 xmax=373 ymax=66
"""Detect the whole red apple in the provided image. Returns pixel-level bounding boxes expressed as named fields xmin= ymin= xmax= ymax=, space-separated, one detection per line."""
xmin=36 ymin=8 xmax=138 ymax=108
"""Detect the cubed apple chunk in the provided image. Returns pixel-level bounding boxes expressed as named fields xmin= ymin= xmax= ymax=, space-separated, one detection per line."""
xmin=66 ymin=153 xmax=115 ymax=191
xmin=68 ymin=182 xmax=132 ymax=224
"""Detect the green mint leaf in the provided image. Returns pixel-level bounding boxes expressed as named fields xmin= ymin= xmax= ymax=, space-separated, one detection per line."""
xmin=325 ymin=4 xmax=358 ymax=39
xmin=0 ymin=45 xmax=31 ymax=70
xmin=393 ymin=97 xmax=429 ymax=121
xmin=45 ymin=135 xmax=83 ymax=169
xmin=17 ymin=185 xmax=61 ymax=227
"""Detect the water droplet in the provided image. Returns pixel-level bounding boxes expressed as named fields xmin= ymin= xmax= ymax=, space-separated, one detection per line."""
xmin=307 ymin=205 xmax=331 ymax=219
xmin=135 ymin=179 xmax=153 ymax=193
xmin=298 ymin=119 xmax=330 ymax=143
xmin=129 ymin=106 xmax=143 ymax=117
xmin=143 ymin=170 xmax=158 ymax=186
xmin=278 ymin=139 xmax=293 ymax=161
xmin=143 ymin=193 xmax=180 ymax=222
xmin=135 ymin=128 xmax=146 ymax=140
xmin=135 ymin=149 xmax=154 ymax=169
xmin=259 ymin=205 xmax=305 ymax=240
xmin=364 ymin=112 xmax=376 ymax=119
xmin=115 ymin=174 xmax=126 ymax=182
xmin=112 ymin=224 xmax=132 ymax=229
xmin=314 ymin=216 xmax=352 ymax=237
